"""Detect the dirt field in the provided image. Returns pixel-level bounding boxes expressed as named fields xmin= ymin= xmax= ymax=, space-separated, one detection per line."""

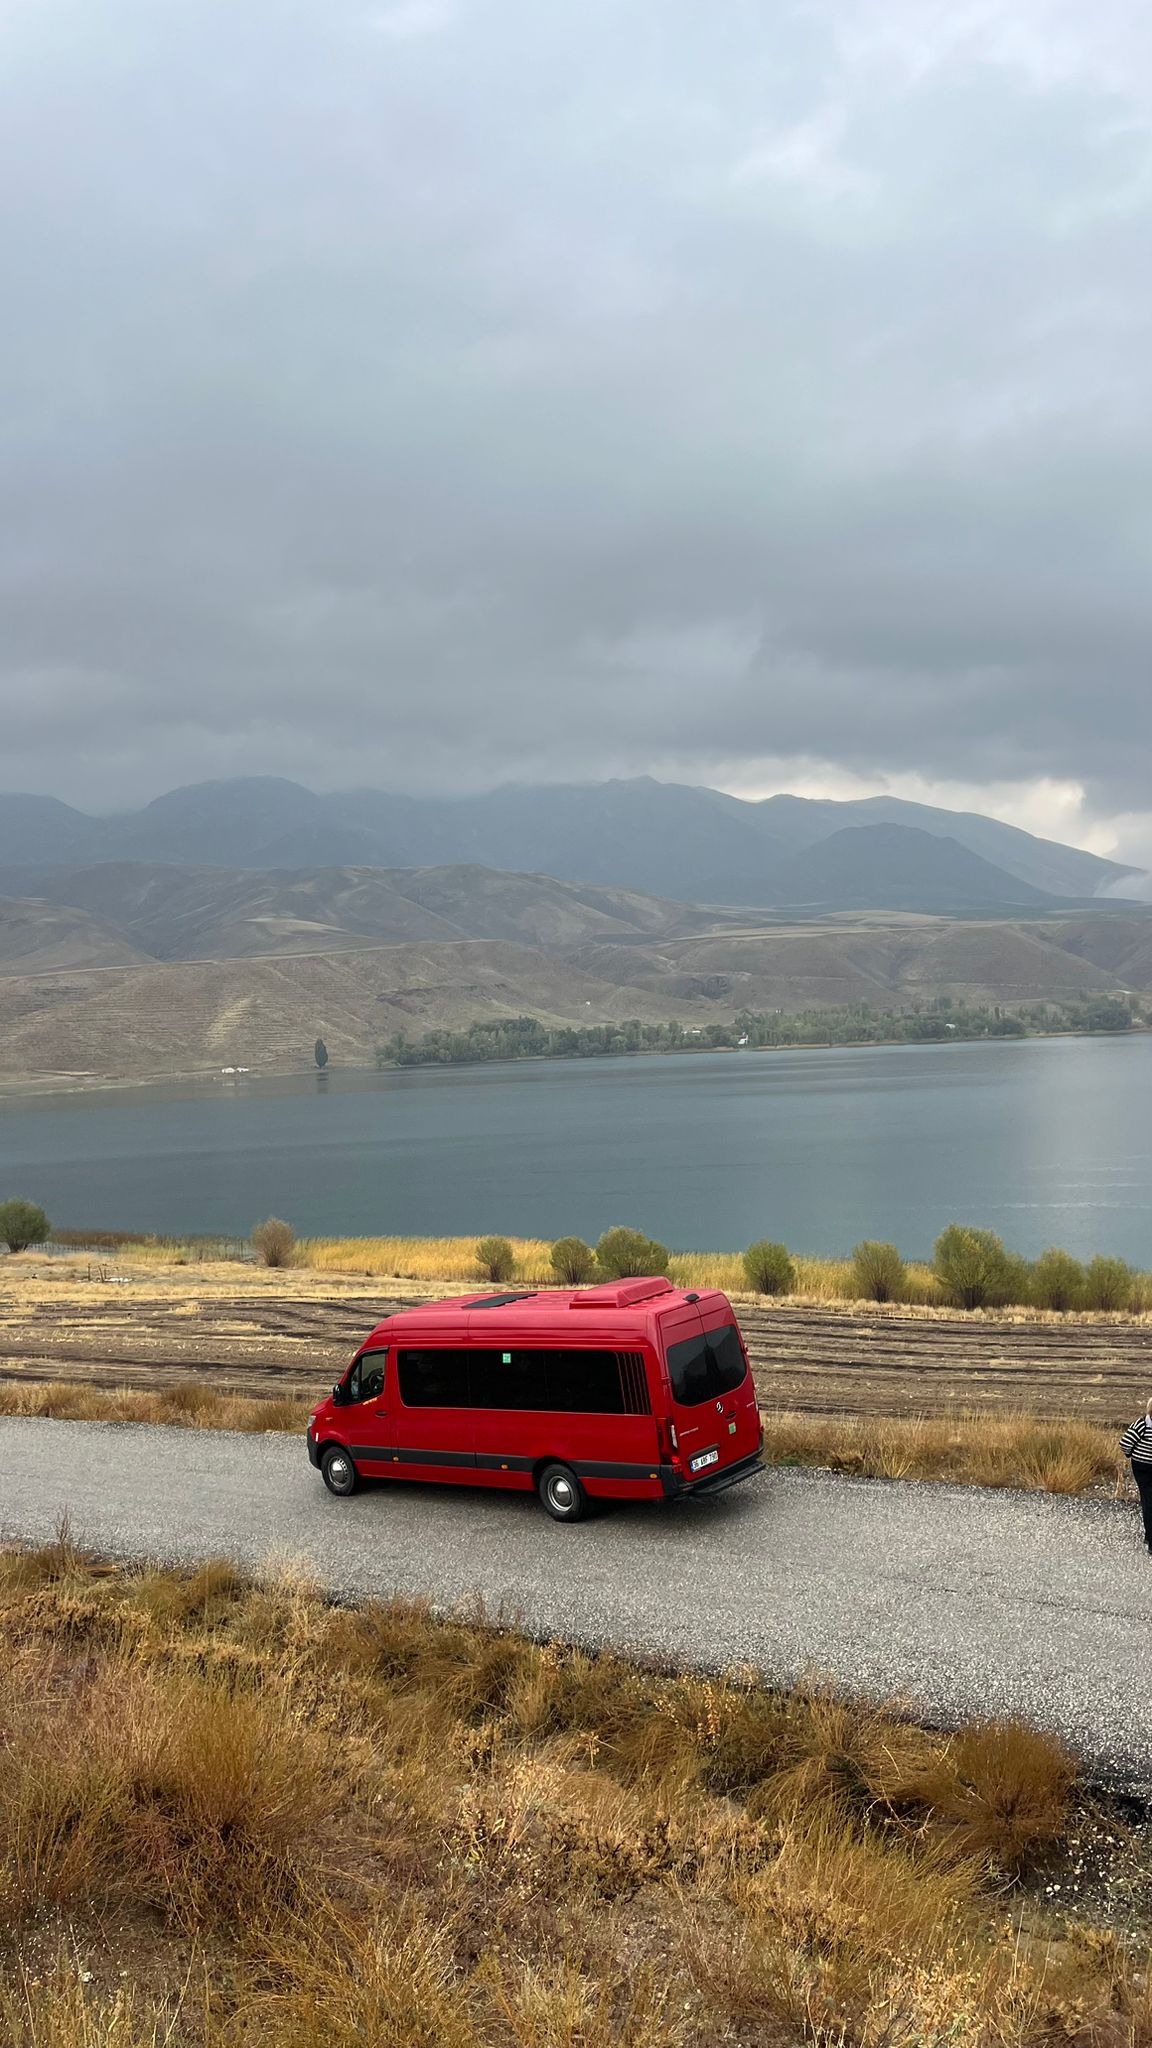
xmin=2 ymin=1254 xmax=1150 ymax=1421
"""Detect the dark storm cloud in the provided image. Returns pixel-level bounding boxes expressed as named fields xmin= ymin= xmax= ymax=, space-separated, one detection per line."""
xmin=1 ymin=0 xmax=1150 ymax=822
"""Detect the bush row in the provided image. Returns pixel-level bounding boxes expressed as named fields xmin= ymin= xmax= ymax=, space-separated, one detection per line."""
xmin=479 ymin=1225 xmax=1148 ymax=1312
xmin=476 ymin=1226 xmax=670 ymax=1286
xmin=747 ymin=1227 xmax=1143 ymax=1311
xmin=7 ymin=1200 xmax=1145 ymax=1313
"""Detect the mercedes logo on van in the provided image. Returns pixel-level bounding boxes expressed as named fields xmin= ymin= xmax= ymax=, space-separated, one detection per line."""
xmin=715 ymin=1400 xmax=724 ymax=1413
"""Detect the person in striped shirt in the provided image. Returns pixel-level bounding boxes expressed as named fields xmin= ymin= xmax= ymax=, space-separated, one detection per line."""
xmin=1120 ymin=1402 xmax=1152 ymax=1552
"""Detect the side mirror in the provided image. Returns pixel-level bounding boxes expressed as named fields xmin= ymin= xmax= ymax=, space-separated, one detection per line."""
xmin=331 ymin=1381 xmax=345 ymax=1406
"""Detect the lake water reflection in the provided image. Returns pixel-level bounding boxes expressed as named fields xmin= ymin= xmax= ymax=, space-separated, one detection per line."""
xmin=1 ymin=1035 xmax=1150 ymax=1259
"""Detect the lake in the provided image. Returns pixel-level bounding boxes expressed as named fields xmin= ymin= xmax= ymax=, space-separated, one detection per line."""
xmin=1 ymin=1036 xmax=1151 ymax=1260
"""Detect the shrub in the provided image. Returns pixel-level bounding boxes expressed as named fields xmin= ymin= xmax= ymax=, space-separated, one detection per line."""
xmin=251 ymin=1217 xmax=296 ymax=1268
xmin=1000 ymin=1252 xmax=1033 ymax=1305
xmin=1030 ymin=1248 xmax=1085 ymax=1312
xmin=595 ymin=1227 xmax=669 ymax=1279
xmin=550 ymin=1236 xmax=596 ymax=1286
xmin=933 ymin=1225 xmax=1014 ymax=1310
xmin=1083 ymin=1255 xmax=1134 ymax=1312
xmin=743 ymin=1240 xmax=796 ymax=1296
xmin=901 ymin=1719 xmax=1076 ymax=1874
xmin=475 ymin=1235 xmax=515 ymax=1283
xmin=0 ymin=1199 xmax=49 ymax=1253
xmin=850 ymin=1240 xmax=905 ymax=1304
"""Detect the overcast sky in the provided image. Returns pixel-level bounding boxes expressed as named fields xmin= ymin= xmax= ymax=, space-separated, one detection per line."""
xmin=1 ymin=0 xmax=1150 ymax=866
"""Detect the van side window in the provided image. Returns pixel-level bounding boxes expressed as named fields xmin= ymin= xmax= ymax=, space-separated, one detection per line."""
xmin=347 ymin=1350 xmax=387 ymax=1404
xmin=359 ymin=1351 xmax=387 ymax=1402
xmin=468 ymin=1348 xmax=547 ymax=1409
xmin=398 ymin=1348 xmax=470 ymax=1407
xmin=396 ymin=1346 xmax=652 ymax=1412
xmin=543 ymin=1349 xmax=628 ymax=1414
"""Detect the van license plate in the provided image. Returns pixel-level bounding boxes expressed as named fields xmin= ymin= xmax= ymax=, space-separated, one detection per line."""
xmin=690 ymin=1448 xmax=720 ymax=1473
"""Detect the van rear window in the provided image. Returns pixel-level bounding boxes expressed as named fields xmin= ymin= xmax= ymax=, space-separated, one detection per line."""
xmin=665 ymin=1325 xmax=747 ymax=1407
xmin=397 ymin=1347 xmax=650 ymax=1414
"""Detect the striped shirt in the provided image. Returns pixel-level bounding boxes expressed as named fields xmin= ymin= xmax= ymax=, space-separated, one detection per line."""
xmin=1120 ymin=1416 xmax=1152 ymax=1465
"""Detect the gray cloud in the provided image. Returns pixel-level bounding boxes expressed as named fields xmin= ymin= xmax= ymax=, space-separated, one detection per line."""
xmin=0 ymin=0 xmax=1150 ymax=841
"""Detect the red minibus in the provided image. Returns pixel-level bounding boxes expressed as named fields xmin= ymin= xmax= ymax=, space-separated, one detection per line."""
xmin=306 ymin=1277 xmax=764 ymax=1521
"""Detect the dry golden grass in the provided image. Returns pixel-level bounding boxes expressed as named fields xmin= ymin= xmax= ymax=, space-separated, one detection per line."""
xmin=297 ymin=1234 xmax=951 ymax=1300
xmin=301 ymin=1236 xmax=1151 ymax=1312
xmin=763 ymin=1409 xmax=1126 ymax=1495
xmin=0 ymin=1383 xmax=1132 ymax=1498
xmin=26 ymin=1235 xmax=1152 ymax=1318
xmin=0 ymin=1379 xmax=311 ymax=1433
xmin=301 ymin=1233 xmax=557 ymax=1281
xmin=0 ymin=1542 xmax=1147 ymax=2047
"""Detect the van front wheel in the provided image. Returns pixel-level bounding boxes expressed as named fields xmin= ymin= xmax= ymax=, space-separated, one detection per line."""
xmin=537 ymin=1462 xmax=587 ymax=1523
xmin=321 ymin=1446 xmax=359 ymax=1497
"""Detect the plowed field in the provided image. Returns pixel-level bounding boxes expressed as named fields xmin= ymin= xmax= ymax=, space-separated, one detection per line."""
xmin=1 ymin=1262 xmax=1150 ymax=1422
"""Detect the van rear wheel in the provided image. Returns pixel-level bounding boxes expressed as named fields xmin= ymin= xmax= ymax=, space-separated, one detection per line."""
xmin=537 ymin=1462 xmax=587 ymax=1523
xmin=321 ymin=1446 xmax=359 ymax=1497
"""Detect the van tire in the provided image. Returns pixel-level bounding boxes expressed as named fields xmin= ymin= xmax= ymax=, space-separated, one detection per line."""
xmin=321 ymin=1446 xmax=359 ymax=1497
xmin=537 ymin=1462 xmax=587 ymax=1523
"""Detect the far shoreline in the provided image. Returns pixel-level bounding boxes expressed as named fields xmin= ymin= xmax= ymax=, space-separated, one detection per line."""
xmin=1 ymin=1021 xmax=1149 ymax=1104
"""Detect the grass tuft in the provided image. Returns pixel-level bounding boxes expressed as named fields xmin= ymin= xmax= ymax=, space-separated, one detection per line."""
xmin=0 ymin=1548 xmax=1145 ymax=2046
xmin=762 ymin=1408 xmax=1125 ymax=1495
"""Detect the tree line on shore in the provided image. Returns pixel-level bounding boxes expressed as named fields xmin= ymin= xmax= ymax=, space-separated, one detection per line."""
xmin=375 ymin=995 xmax=1141 ymax=1069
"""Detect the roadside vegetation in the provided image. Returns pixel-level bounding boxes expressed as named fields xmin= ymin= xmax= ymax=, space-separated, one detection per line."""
xmin=0 ymin=1380 xmax=1136 ymax=1501
xmin=376 ymin=993 xmax=1145 ymax=1068
xmin=23 ymin=1216 xmax=1152 ymax=1309
xmin=0 ymin=1537 xmax=1148 ymax=2046
xmin=293 ymin=1227 xmax=1152 ymax=1313
xmin=762 ymin=1410 xmax=1127 ymax=1496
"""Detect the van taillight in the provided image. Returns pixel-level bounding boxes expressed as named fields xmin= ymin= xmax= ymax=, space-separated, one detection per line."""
xmin=658 ymin=1418 xmax=680 ymax=1464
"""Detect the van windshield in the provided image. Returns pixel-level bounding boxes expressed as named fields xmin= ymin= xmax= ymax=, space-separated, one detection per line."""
xmin=665 ymin=1325 xmax=748 ymax=1407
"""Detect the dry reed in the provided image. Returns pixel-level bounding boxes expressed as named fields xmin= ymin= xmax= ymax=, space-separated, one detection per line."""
xmin=296 ymin=1234 xmax=951 ymax=1301
xmin=762 ymin=1409 xmax=1126 ymax=1495
xmin=0 ymin=1547 xmax=1145 ymax=2047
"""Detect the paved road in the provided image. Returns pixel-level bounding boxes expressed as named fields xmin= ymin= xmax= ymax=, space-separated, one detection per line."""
xmin=2 ymin=1418 xmax=1150 ymax=1791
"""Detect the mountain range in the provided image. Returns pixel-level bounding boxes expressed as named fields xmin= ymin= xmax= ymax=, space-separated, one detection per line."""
xmin=0 ymin=776 xmax=1140 ymax=910
xmin=1 ymin=776 xmax=1147 ymax=1085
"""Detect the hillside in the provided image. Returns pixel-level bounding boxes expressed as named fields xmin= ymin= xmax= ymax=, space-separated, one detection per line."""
xmin=750 ymin=794 xmax=1125 ymax=898
xmin=765 ymin=825 xmax=1049 ymax=914
xmin=0 ymin=941 xmax=716 ymax=1086
xmin=0 ymin=896 xmax=145 ymax=973
xmin=0 ymin=774 xmax=1139 ymax=908
xmin=0 ymin=907 xmax=1146 ymax=1087
xmin=568 ymin=917 xmax=1136 ymax=1010
xmin=0 ymin=863 xmax=717 ymax=969
xmin=1039 ymin=915 xmax=1152 ymax=992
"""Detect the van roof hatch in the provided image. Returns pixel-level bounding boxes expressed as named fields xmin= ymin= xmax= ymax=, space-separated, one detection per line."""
xmin=570 ymin=1277 xmax=674 ymax=1309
